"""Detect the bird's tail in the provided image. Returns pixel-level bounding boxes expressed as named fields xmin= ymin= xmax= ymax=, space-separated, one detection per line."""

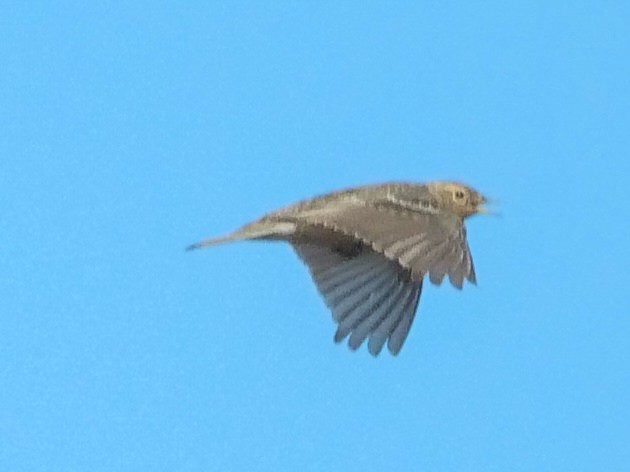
xmin=186 ymin=220 xmax=296 ymax=251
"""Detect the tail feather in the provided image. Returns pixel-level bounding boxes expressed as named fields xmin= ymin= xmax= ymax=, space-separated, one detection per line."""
xmin=186 ymin=220 xmax=296 ymax=251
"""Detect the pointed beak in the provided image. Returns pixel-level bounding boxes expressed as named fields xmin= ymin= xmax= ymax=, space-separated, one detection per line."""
xmin=476 ymin=195 xmax=497 ymax=216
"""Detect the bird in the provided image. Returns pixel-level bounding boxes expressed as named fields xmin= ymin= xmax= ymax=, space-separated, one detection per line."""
xmin=187 ymin=181 xmax=488 ymax=356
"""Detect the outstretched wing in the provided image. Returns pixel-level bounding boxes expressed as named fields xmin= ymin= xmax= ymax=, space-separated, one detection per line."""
xmin=294 ymin=244 xmax=422 ymax=356
xmin=287 ymin=198 xmax=476 ymax=288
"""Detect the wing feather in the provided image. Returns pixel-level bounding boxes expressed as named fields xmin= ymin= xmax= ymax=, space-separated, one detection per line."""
xmin=387 ymin=283 xmax=422 ymax=355
xmin=290 ymin=203 xmax=475 ymax=286
xmin=337 ymin=273 xmax=400 ymax=345
xmin=366 ymin=284 xmax=413 ymax=356
xmin=348 ymin=280 xmax=406 ymax=351
xmin=294 ymin=244 xmax=423 ymax=355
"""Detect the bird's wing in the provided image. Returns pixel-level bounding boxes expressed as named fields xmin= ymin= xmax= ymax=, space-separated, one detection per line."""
xmin=293 ymin=244 xmax=421 ymax=356
xmin=291 ymin=201 xmax=476 ymax=288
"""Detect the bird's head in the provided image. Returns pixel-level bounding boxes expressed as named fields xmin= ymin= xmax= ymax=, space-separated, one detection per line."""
xmin=428 ymin=182 xmax=489 ymax=218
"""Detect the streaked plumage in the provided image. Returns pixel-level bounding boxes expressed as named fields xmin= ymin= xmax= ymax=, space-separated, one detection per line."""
xmin=188 ymin=181 xmax=488 ymax=356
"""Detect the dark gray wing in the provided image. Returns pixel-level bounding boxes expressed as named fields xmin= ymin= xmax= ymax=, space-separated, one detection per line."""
xmin=289 ymin=201 xmax=475 ymax=288
xmin=294 ymin=244 xmax=422 ymax=356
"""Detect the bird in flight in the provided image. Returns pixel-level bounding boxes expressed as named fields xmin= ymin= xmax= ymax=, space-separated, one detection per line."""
xmin=188 ymin=181 xmax=488 ymax=356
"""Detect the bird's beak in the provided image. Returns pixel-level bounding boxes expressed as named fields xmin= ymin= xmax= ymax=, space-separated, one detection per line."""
xmin=476 ymin=195 xmax=498 ymax=216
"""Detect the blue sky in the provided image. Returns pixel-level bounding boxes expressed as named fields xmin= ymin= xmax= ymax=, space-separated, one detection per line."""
xmin=2 ymin=2 xmax=629 ymax=471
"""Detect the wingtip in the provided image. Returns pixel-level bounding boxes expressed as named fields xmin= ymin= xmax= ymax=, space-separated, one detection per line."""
xmin=387 ymin=343 xmax=403 ymax=356
xmin=367 ymin=338 xmax=385 ymax=357
xmin=368 ymin=344 xmax=383 ymax=357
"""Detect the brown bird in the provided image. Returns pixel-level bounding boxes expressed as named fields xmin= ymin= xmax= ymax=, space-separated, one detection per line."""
xmin=188 ymin=181 xmax=488 ymax=356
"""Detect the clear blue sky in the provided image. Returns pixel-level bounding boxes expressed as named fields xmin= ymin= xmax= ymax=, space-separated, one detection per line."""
xmin=2 ymin=2 xmax=629 ymax=471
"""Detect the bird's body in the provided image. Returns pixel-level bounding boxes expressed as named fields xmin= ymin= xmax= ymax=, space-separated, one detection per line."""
xmin=189 ymin=181 xmax=487 ymax=356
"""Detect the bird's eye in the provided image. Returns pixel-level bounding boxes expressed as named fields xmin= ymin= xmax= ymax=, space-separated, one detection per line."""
xmin=454 ymin=191 xmax=465 ymax=200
